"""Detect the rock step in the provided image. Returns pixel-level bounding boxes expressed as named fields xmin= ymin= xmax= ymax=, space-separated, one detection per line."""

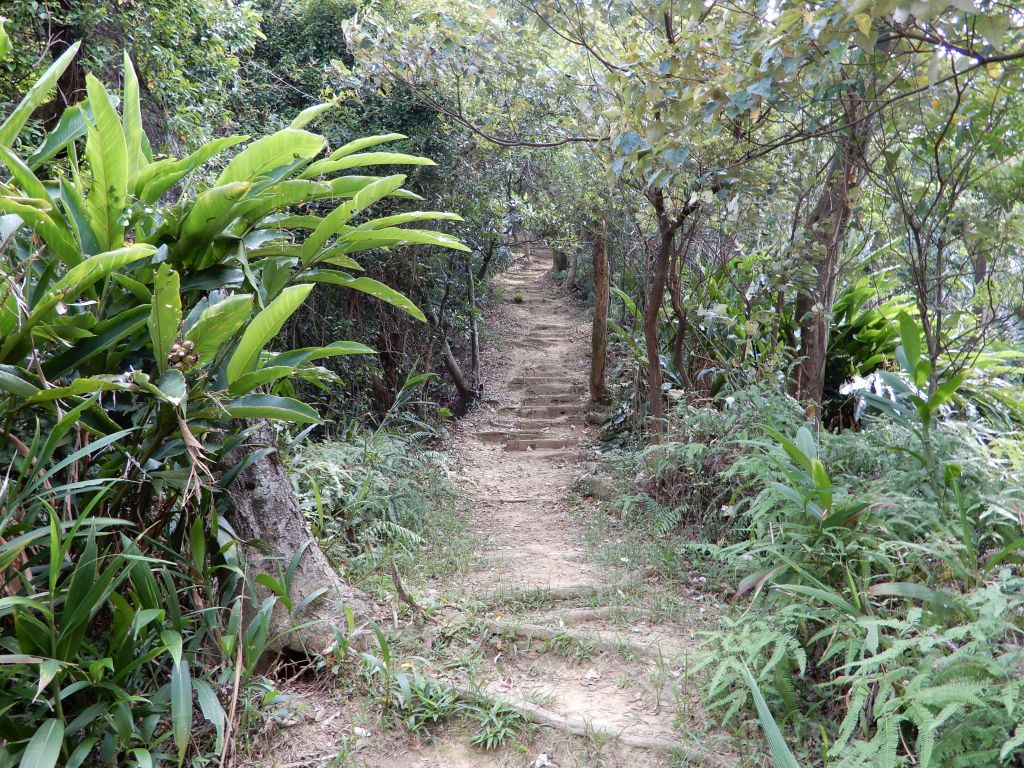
xmin=509 ymin=375 xmax=584 ymax=386
xmin=515 ymin=404 xmax=588 ymax=418
xmin=514 ymin=384 xmax=587 ymax=396
xmin=472 ymin=430 xmax=546 ymax=445
xmin=505 ymin=437 xmax=579 ymax=451
xmin=515 ymin=419 xmax=562 ymax=431
xmin=522 ymin=394 xmax=584 ymax=406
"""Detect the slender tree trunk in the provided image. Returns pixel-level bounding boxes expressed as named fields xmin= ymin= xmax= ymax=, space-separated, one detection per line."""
xmin=425 ymin=303 xmax=476 ymax=405
xmin=590 ymin=213 xmax=610 ymax=403
xmin=223 ymin=423 xmax=377 ymax=655
xmin=793 ymin=95 xmax=873 ymax=407
xmin=644 ymin=192 xmax=675 ymax=437
xmin=477 ymin=236 xmax=496 ymax=282
xmin=466 ymin=256 xmax=481 ymax=388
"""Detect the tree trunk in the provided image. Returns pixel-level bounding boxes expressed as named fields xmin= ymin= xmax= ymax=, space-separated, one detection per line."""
xmin=793 ymin=96 xmax=873 ymax=407
xmin=552 ymin=248 xmax=569 ymax=272
xmin=565 ymin=249 xmax=579 ymax=287
xmin=590 ymin=214 xmax=610 ymax=403
xmin=224 ymin=423 xmax=378 ymax=655
xmin=425 ymin=303 xmax=477 ymax=409
xmin=466 ymin=256 xmax=481 ymax=388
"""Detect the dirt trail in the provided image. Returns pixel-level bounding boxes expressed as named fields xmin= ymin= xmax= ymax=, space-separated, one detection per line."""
xmin=373 ymin=250 xmax=735 ymax=768
xmin=261 ymin=249 xmax=735 ymax=768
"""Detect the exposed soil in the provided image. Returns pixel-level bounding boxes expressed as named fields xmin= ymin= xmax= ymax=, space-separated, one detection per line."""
xmin=255 ymin=249 xmax=736 ymax=768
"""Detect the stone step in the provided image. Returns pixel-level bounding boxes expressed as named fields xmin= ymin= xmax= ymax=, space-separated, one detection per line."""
xmin=514 ymin=419 xmax=559 ymax=431
xmin=514 ymin=383 xmax=587 ymax=396
xmin=506 ymin=437 xmax=579 ymax=451
xmin=522 ymin=394 xmax=583 ymax=406
xmin=516 ymin=404 xmax=588 ymax=418
xmin=472 ymin=430 xmax=546 ymax=445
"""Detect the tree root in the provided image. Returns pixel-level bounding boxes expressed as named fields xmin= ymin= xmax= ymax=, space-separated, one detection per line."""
xmin=446 ymin=682 xmax=736 ymax=766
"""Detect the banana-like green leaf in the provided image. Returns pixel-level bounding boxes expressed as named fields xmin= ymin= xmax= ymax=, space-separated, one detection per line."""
xmin=226 ymin=284 xmax=313 ymax=381
xmin=83 ymin=75 xmax=128 ymax=252
xmin=25 ymin=376 xmax=131 ymax=404
xmin=0 ymin=189 xmax=81 ymax=268
xmin=228 ymin=365 xmax=296 ymax=395
xmin=135 ymin=136 xmax=246 ymax=204
xmin=358 ymin=211 xmax=463 ymax=230
xmin=18 ymin=718 xmax=64 ymax=768
xmin=3 ymin=245 xmax=153 ymax=362
xmin=184 ymin=293 xmax=254 ymax=365
xmin=215 ymin=129 xmax=324 ymax=186
xmin=300 ymin=175 xmax=407 ymax=262
xmin=225 ymin=394 xmax=320 ymax=423
xmin=335 ymin=227 xmax=470 ymax=255
xmin=300 ymin=151 xmax=435 ymax=179
xmin=149 ymin=263 xmax=181 ymax=373
xmin=26 ymin=102 xmax=89 ymax=169
xmin=43 ymin=304 xmax=149 ymax=379
xmin=0 ymin=18 xmax=9 ymax=61
xmin=122 ymin=52 xmax=150 ymax=184
xmin=0 ymin=42 xmax=81 ymax=149
xmin=322 ymin=175 xmax=421 ymax=200
xmin=170 ymin=660 xmax=192 ymax=766
xmin=304 ymin=271 xmax=425 ymax=322
xmin=327 ymin=132 xmax=406 ymax=160
xmin=58 ymin=177 xmax=99 ymax=258
xmin=232 ymin=180 xmax=331 ymax=224
xmin=175 ymin=182 xmax=252 ymax=259
xmin=0 ymin=366 xmax=40 ymax=398
xmin=289 ymin=102 xmax=335 ymax=129
xmin=269 ymin=340 xmax=375 ymax=368
xmin=52 ymin=245 xmax=155 ymax=297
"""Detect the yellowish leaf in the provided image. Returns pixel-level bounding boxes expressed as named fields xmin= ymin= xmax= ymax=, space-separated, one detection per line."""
xmin=853 ymin=13 xmax=872 ymax=36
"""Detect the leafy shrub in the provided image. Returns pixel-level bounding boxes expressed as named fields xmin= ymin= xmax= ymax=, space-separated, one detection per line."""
xmin=0 ymin=45 xmax=465 ymax=765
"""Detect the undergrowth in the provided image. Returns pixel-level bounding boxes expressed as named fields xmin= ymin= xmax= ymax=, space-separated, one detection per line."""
xmin=287 ymin=429 xmax=465 ymax=587
xmin=598 ymin=382 xmax=1024 ymax=766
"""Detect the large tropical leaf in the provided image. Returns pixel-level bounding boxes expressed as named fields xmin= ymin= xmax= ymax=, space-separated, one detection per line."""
xmin=300 ymin=151 xmax=435 ymax=179
xmin=327 ymin=132 xmax=406 ymax=159
xmin=215 ymin=129 xmax=324 ymax=186
xmin=18 ymin=718 xmax=64 ymax=768
xmin=0 ymin=42 xmax=81 ymax=149
xmin=135 ymin=136 xmax=247 ymax=204
xmin=122 ymin=52 xmax=151 ymax=183
xmin=183 ymin=293 xmax=255 ymax=364
xmin=226 ymin=284 xmax=314 ymax=382
xmin=225 ymin=394 xmax=320 ymax=423
xmin=149 ymin=264 xmax=182 ymax=373
xmin=83 ymin=75 xmax=128 ymax=252
xmin=303 ymin=271 xmax=425 ymax=322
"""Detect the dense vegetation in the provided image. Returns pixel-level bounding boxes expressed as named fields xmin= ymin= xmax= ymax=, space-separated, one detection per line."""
xmin=2 ymin=0 xmax=1024 ymax=766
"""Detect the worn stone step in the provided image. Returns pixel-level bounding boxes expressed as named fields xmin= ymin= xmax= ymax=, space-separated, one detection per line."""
xmin=505 ymin=437 xmax=579 ymax=451
xmin=472 ymin=430 xmax=546 ymax=445
xmin=516 ymin=404 xmax=588 ymax=418
xmin=514 ymin=383 xmax=587 ymax=397
xmin=522 ymin=394 xmax=583 ymax=406
xmin=515 ymin=418 xmax=568 ymax=431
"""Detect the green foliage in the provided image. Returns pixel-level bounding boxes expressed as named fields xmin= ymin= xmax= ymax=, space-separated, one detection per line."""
xmin=289 ymin=428 xmax=455 ymax=573
xmin=0 ymin=46 xmax=465 ymax=765
xmin=614 ymin=381 xmax=1024 ymax=765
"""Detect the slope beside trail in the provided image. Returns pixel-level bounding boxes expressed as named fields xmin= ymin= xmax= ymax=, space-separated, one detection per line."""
xmin=260 ymin=248 xmax=737 ymax=768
